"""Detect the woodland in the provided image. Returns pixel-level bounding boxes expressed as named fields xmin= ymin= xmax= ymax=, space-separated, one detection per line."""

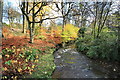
xmin=0 ymin=0 xmax=119 ymax=79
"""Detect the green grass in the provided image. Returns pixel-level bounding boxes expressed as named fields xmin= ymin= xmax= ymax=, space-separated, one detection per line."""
xmin=24 ymin=53 xmax=56 ymax=78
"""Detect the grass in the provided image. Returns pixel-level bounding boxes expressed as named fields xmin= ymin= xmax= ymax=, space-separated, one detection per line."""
xmin=23 ymin=53 xmax=56 ymax=78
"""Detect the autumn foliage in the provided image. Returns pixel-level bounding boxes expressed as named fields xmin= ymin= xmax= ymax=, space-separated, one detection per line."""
xmin=2 ymin=24 xmax=78 ymax=79
xmin=2 ymin=47 xmax=37 ymax=78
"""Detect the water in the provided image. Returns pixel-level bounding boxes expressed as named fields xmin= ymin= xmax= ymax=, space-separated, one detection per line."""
xmin=52 ymin=45 xmax=120 ymax=78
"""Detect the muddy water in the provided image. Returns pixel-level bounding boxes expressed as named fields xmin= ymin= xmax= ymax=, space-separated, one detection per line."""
xmin=52 ymin=45 xmax=120 ymax=78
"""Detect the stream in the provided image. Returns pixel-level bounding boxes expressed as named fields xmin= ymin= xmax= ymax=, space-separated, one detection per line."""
xmin=52 ymin=44 xmax=120 ymax=78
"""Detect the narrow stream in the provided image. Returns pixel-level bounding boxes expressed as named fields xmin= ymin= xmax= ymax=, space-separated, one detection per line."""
xmin=52 ymin=44 xmax=120 ymax=78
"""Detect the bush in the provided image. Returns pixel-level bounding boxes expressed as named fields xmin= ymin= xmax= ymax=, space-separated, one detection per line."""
xmin=2 ymin=46 xmax=42 ymax=79
xmin=61 ymin=24 xmax=79 ymax=42
xmin=76 ymin=38 xmax=89 ymax=53
xmin=76 ymin=34 xmax=93 ymax=53
xmin=87 ymin=33 xmax=119 ymax=61
xmin=76 ymin=28 xmax=119 ymax=61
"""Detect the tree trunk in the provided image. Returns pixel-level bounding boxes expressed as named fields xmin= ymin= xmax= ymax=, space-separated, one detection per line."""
xmin=0 ymin=0 xmax=3 ymax=23
xmin=61 ymin=1 xmax=64 ymax=32
xmin=62 ymin=17 xmax=65 ymax=32
xmin=28 ymin=22 xmax=33 ymax=43
xmin=22 ymin=1 xmax=25 ymax=33
xmin=93 ymin=3 xmax=98 ymax=39
xmin=30 ymin=22 xmax=35 ymax=43
xmin=22 ymin=14 xmax=25 ymax=33
xmin=0 ymin=1 xmax=3 ymax=38
xmin=30 ymin=28 xmax=33 ymax=43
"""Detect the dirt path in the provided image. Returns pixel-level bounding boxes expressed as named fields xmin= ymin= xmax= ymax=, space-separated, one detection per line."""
xmin=52 ymin=45 xmax=120 ymax=78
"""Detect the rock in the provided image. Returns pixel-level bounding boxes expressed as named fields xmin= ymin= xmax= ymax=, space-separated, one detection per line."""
xmin=56 ymin=55 xmax=61 ymax=59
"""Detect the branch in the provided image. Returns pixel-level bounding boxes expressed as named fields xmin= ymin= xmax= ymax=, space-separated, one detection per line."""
xmin=31 ymin=16 xmax=63 ymax=23
xmin=100 ymin=2 xmax=112 ymax=32
xmin=34 ymin=2 xmax=48 ymax=16
xmin=64 ymin=3 xmax=73 ymax=16
xmin=20 ymin=2 xmax=30 ymax=22
xmin=28 ymin=2 xmax=41 ymax=14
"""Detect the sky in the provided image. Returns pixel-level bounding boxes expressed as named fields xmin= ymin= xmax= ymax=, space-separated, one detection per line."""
xmin=4 ymin=0 xmax=19 ymax=7
xmin=3 ymin=0 xmax=120 ymax=25
xmin=3 ymin=0 xmax=21 ymax=24
xmin=3 ymin=0 xmax=63 ymax=25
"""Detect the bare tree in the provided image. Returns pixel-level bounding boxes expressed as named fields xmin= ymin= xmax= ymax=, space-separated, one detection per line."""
xmin=0 ymin=0 xmax=3 ymax=23
xmin=20 ymin=1 xmax=62 ymax=43
xmin=0 ymin=0 xmax=3 ymax=38
xmin=84 ymin=2 xmax=112 ymax=38
xmin=22 ymin=0 xmax=25 ymax=33
xmin=54 ymin=2 xmax=73 ymax=32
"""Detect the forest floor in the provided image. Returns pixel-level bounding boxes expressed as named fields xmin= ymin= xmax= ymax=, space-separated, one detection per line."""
xmin=1 ymin=26 xmax=62 ymax=78
xmin=2 ymin=27 xmax=61 ymax=50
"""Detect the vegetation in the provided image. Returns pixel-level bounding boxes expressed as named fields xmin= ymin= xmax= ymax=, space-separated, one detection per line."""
xmin=61 ymin=24 xmax=79 ymax=42
xmin=0 ymin=0 xmax=119 ymax=79
xmin=76 ymin=27 xmax=119 ymax=61
xmin=74 ymin=2 xmax=119 ymax=62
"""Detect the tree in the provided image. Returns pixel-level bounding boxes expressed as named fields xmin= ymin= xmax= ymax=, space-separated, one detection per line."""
xmin=20 ymin=1 xmax=62 ymax=43
xmin=84 ymin=2 xmax=112 ymax=38
xmin=0 ymin=0 xmax=3 ymax=37
xmin=0 ymin=0 xmax=3 ymax=23
xmin=54 ymin=2 xmax=73 ymax=32
xmin=21 ymin=0 xmax=25 ymax=33
xmin=20 ymin=1 xmax=47 ymax=43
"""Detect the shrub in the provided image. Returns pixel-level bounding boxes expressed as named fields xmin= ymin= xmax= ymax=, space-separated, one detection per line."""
xmin=87 ymin=34 xmax=119 ymax=61
xmin=76 ymin=38 xmax=89 ymax=53
xmin=61 ymin=24 xmax=79 ymax=42
xmin=2 ymin=46 xmax=42 ymax=79
xmin=77 ymin=27 xmax=86 ymax=38
xmin=76 ymin=27 xmax=119 ymax=61
xmin=76 ymin=34 xmax=93 ymax=53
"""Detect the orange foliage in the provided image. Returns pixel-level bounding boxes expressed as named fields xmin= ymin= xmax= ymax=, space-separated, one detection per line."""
xmin=2 ymin=27 xmax=14 ymax=38
xmin=26 ymin=30 xmax=30 ymax=34
xmin=2 ymin=34 xmax=61 ymax=50
xmin=1 ymin=26 xmax=62 ymax=79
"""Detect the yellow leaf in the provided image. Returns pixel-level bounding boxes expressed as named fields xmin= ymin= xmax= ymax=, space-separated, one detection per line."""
xmin=35 ymin=60 xmax=38 ymax=62
xmin=25 ymin=59 xmax=28 ymax=62
xmin=21 ymin=48 xmax=24 ymax=51
xmin=27 ymin=67 xmax=31 ymax=69
xmin=17 ymin=49 xmax=20 ymax=52
xmin=11 ymin=76 xmax=14 ymax=79
xmin=32 ymin=65 xmax=35 ymax=68
xmin=36 ymin=55 xmax=39 ymax=58
xmin=5 ymin=55 xmax=9 ymax=58
xmin=14 ymin=76 xmax=18 ymax=79
xmin=11 ymin=60 xmax=17 ymax=63
xmin=18 ymin=68 xmax=22 ymax=72
xmin=21 ymin=55 xmax=24 ymax=58
xmin=19 ymin=62 xmax=21 ymax=64
xmin=29 ymin=71 xmax=32 ymax=74
xmin=12 ymin=46 xmax=16 ymax=49
xmin=4 ymin=67 xmax=8 ymax=71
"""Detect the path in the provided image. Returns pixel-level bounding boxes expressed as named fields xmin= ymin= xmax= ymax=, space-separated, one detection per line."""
xmin=52 ymin=45 xmax=120 ymax=78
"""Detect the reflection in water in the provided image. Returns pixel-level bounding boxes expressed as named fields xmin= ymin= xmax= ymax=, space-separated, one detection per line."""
xmin=52 ymin=45 xmax=120 ymax=78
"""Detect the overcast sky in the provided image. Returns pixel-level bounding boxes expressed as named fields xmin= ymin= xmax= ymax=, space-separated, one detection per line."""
xmin=3 ymin=0 xmax=119 ymax=25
